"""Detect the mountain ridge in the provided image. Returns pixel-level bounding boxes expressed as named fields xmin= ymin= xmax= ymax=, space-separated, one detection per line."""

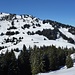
xmin=0 ymin=12 xmax=75 ymax=55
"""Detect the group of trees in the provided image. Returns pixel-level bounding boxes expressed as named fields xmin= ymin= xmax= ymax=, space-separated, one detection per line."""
xmin=7 ymin=26 xmax=17 ymax=30
xmin=0 ymin=45 xmax=74 ymax=75
xmin=35 ymin=29 xmax=58 ymax=40
xmin=21 ymin=24 xmax=30 ymax=29
xmin=68 ymin=27 xmax=75 ymax=35
xmin=4 ymin=37 xmax=23 ymax=44
xmin=26 ymin=28 xmax=75 ymax=44
xmin=0 ymin=45 xmax=31 ymax=75
xmin=42 ymin=20 xmax=72 ymax=29
xmin=42 ymin=20 xmax=75 ymax=44
xmin=30 ymin=45 xmax=74 ymax=75
xmin=6 ymin=31 xmax=19 ymax=36
xmin=0 ymin=14 xmax=16 ymax=21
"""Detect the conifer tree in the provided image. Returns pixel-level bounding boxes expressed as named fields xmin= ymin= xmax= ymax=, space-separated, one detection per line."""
xmin=0 ymin=50 xmax=10 ymax=75
xmin=11 ymin=21 xmax=14 ymax=26
xmin=30 ymin=45 xmax=40 ymax=75
xmin=66 ymin=55 xmax=73 ymax=68
xmin=0 ymin=50 xmax=19 ymax=75
xmin=18 ymin=44 xmax=31 ymax=75
xmin=0 ymin=53 xmax=5 ymax=75
xmin=7 ymin=50 xmax=19 ymax=75
xmin=43 ymin=54 xmax=50 ymax=72
xmin=30 ymin=45 xmax=45 ymax=75
xmin=38 ymin=49 xmax=45 ymax=73
xmin=57 ymin=47 xmax=66 ymax=66
xmin=48 ymin=45 xmax=58 ymax=71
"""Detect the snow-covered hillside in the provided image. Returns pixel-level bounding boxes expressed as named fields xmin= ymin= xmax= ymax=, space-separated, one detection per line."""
xmin=0 ymin=12 xmax=75 ymax=75
xmin=0 ymin=12 xmax=75 ymax=54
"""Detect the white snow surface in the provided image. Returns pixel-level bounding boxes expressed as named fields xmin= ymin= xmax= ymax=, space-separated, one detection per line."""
xmin=0 ymin=13 xmax=75 ymax=75
xmin=59 ymin=27 xmax=75 ymax=40
xmin=37 ymin=66 xmax=75 ymax=75
xmin=38 ymin=63 xmax=75 ymax=75
xmin=0 ymin=13 xmax=9 ymax=18
xmin=37 ymin=48 xmax=75 ymax=75
xmin=0 ymin=13 xmax=75 ymax=57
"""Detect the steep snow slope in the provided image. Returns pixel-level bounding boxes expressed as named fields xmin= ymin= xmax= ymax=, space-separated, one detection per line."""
xmin=59 ymin=27 xmax=75 ymax=40
xmin=0 ymin=13 xmax=75 ymax=55
xmin=0 ymin=13 xmax=75 ymax=75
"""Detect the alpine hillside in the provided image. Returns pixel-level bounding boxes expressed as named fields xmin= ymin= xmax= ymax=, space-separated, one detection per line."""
xmin=0 ymin=12 xmax=75 ymax=55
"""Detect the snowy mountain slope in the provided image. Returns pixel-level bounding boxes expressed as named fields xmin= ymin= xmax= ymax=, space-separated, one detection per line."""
xmin=59 ymin=27 xmax=75 ymax=40
xmin=0 ymin=12 xmax=75 ymax=55
xmin=0 ymin=13 xmax=9 ymax=19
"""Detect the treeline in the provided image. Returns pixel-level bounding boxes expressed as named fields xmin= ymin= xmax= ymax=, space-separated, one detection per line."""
xmin=0 ymin=45 xmax=74 ymax=75
xmin=27 ymin=28 xmax=75 ymax=44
